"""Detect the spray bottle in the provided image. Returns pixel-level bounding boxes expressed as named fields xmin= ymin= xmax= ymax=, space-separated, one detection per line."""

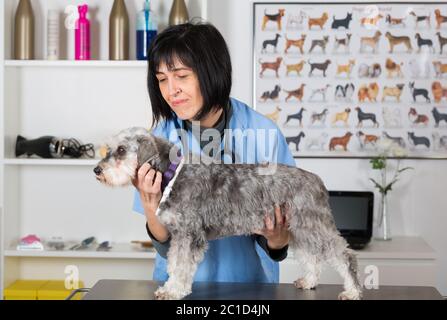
xmin=136 ymin=0 xmax=158 ymax=60
xmin=75 ymin=4 xmax=90 ymax=60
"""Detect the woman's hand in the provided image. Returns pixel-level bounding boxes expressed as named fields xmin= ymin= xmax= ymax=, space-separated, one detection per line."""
xmin=132 ymin=163 xmax=163 ymax=214
xmin=254 ymin=204 xmax=291 ymax=250
xmin=132 ymin=163 xmax=170 ymax=242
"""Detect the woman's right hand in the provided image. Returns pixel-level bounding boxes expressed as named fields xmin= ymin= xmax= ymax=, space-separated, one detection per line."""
xmin=132 ymin=163 xmax=170 ymax=242
xmin=132 ymin=163 xmax=163 ymax=215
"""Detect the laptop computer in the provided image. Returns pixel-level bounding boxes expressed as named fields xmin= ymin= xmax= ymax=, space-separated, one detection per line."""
xmin=329 ymin=191 xmax=374 ymax=250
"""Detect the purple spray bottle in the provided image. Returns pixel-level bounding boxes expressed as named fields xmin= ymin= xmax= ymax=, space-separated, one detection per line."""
xmin=75 ymin=4 xmax=90 ymax=60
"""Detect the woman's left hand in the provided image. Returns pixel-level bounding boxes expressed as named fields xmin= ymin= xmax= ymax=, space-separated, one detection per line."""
xmin=254 ymin=204 xmax=290 ymax=250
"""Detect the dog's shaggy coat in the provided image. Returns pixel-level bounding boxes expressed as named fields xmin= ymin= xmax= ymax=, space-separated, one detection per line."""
xmin=94 ymin=127 xmax=363 ymax=300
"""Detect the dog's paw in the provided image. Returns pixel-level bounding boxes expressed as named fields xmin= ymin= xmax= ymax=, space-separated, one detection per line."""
xmin=338 ymin=290 xmax=362 ymax=300
xmin=154 ymin=287 xmax=172 ymax=300
xmin=154 ymin=286 xmax=190 ymax=300
xmin=293 ymin=278 xmax=317 ymax=290
xmin=154 ymin=287 xmax=181 ymax=300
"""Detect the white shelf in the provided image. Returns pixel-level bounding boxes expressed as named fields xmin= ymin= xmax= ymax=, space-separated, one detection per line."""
xmin=353 ymin=236 xmax=436 ymax=260
xmin=5 ymin=236 xmax=435 ymax=261
xmin=287 ymin=236 xmax=436 ymax=261
xmin=2 ymin=158 xmax=99 ymax=166
xmin=4 ymin=60 xmax=147 ymax=68
xmin=5 ymin=243 xmax=157 ymax=259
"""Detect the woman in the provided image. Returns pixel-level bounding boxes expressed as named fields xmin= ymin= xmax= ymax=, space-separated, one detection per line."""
xmin=132 ymin=22 xmax=295 ymax=284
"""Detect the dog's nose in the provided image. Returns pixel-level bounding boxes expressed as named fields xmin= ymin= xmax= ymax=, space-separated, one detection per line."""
xmin=94 ymin=166 xmax=102 ymax=176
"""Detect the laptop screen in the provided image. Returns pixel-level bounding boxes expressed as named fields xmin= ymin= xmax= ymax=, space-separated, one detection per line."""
xmin=328 ymin=191 xmax=374 ymax=239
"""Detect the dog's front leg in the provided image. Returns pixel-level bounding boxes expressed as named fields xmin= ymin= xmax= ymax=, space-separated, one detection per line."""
xmin=154 ymin=234 xmax=207 ymax=300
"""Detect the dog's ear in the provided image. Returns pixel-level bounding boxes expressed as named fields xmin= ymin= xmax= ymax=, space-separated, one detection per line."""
xmin=136 ymin=135 xmax=154 ymax=166
xmin=136 ymin=135 xmax=178 ymax=171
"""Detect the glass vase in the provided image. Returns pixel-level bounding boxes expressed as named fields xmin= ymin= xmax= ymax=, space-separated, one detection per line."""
xmin=376 ymin=193 xmax=392 ymax=240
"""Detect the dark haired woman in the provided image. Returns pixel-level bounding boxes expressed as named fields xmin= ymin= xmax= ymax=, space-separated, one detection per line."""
xmin=133 ymin=22 xmax=295 ymax=285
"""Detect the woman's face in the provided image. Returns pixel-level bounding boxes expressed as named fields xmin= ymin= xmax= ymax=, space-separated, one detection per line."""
xmin=156 ymin=58 xmax=204 ymax=121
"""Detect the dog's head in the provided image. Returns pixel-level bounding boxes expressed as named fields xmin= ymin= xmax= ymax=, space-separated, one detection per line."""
xmin=94 ymin=127 xmax=177 ymax=187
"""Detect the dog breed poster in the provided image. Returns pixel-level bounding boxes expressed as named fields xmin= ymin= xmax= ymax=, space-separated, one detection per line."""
xmin=254 ymin=2 xmax=447 ymax=158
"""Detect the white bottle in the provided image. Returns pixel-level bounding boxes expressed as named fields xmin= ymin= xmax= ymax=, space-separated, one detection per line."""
xmin=64 ymin=5 xmax=78 ymax=60
xmin=47 ymin=10 xmax=59 ymax=60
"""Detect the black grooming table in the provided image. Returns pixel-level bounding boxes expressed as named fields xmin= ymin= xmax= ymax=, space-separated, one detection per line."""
xmin=82 ymin=279 xmax=443 ymax=300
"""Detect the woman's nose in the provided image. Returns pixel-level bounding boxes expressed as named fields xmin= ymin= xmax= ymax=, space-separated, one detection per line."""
xmin=167 ymin=79 xmax=181 ymax=96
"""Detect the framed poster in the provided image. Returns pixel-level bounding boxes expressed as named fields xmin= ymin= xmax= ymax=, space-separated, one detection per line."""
xmin=253 ymin=2 xmax=447 ymax=158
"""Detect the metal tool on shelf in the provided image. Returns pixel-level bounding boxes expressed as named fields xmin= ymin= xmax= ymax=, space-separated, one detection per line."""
xmin=69 ymin=236 xmax=96 ymax=250
xmin=96 ymin=241 xmax=112 ymax=251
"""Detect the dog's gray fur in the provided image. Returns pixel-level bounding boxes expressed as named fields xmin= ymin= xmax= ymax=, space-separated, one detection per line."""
xmin=95 ymin=127 xmax=363 ymax=300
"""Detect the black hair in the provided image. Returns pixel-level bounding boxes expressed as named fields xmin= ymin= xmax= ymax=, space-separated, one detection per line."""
xmin=147 ymin=21 xmax=232 ymax=127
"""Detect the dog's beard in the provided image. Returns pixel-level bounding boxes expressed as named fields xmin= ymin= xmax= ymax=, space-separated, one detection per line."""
xmin=100 ymin=159 xmax=137 ymax=187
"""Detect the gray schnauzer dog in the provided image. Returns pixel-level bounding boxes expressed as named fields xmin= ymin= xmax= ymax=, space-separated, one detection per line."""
xmin=94 ymin=127 xmax=363 ymax=300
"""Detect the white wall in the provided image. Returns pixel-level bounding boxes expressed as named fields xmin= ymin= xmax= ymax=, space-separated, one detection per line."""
xmin=208 ymin=0 xmax=447 ymax=295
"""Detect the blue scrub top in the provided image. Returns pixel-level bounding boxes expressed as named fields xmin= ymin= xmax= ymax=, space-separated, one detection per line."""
xmin=133 ymin=97 xmax=296 ymax=283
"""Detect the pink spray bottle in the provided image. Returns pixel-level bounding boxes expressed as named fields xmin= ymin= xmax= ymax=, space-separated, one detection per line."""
xmin=75 ymin=4 xmax=90 ymax=60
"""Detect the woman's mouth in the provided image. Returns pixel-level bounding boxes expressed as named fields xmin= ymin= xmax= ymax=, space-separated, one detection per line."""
xmin=172 ymin=99 xmax=188 ymax=107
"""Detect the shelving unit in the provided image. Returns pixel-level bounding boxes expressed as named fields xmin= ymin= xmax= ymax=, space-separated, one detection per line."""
xmin=4 ymin=60 xmax=148 ymax=68
xmin=4 ymin=243 xmax=157 ymax=259
xmin=0 ymin=0 xmax=207 ymax=298
xmin=2 ymin=158 xmax=99 ymax=166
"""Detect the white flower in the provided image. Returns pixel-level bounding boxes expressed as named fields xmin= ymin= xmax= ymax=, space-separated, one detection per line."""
xmin=376 ymin=138 xmax=393 ymax=155
xmin=391 ymin=145 xmax=407 ymax=158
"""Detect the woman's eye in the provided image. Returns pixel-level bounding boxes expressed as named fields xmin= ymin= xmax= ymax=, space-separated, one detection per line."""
xmin=158 ymin=78 xmax=166 ymax=82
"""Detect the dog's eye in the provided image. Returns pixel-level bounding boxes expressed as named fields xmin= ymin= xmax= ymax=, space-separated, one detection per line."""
xmin=117 ymin=146 xmax=126 ymax=156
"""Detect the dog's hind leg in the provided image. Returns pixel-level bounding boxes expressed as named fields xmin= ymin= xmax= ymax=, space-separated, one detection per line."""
xmin=154 ymin=232 xmax=207 ymax=300
xmin=328 ymin=247 xmax=363 ymax=300
xmin=292 ymin=250 xmax=322 ymax=290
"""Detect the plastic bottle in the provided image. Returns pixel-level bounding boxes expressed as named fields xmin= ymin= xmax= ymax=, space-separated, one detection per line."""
xmin=75 ymin=4 xmax=90 ymax=60
xmin=136 ymin=0 xmax=158 ymax=60
xmin=64 ymin=5 xmax=78 ymax=60
xmin=47 ymin=10 xmax=59 ymax=60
